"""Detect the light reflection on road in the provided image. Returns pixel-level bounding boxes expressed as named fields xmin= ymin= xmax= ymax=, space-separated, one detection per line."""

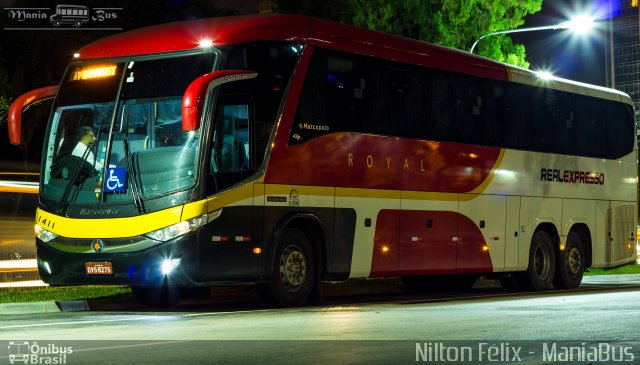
xmin=0 ymin=214 xmax=39 ymax=283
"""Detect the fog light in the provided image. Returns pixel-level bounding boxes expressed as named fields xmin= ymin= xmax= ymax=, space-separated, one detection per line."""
xmin=161 ymin=258 xmax=181 ymax=275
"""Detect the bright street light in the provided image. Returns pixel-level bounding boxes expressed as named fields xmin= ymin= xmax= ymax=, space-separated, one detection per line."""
xmin=469 ymin=15 xmax=595 ymax=54
xmin=534 ymin=70 xmax=554 ymax=80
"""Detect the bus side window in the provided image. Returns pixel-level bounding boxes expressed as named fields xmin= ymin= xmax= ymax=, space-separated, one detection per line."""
xmin=326 ymin=53 xmax=368 ymax=133
xmin=291 ymin=49 xmax=369 ymax=144
xmin=431 ymin=71 xmax=455 ymax=142
xmin=485 ymin=81 xmax=507 ymax=146
xmin=576 ymin=95 xmax=607 ymax=158
xmin=501 ymin=83 xmax=532 ymax=151
xmin=211 ymin=104 xmax=250 ymax=174
xmin=370 ymin=61 xmax=430 ymax=139
xmin=431 ymin=71 xmax=486 ymax=144
xmin=451 ymin=74 xmax=484 ymax=144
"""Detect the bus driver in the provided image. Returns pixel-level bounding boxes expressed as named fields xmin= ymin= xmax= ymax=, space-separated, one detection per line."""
xmin=71 ymin=126 xmax=97 ymax=167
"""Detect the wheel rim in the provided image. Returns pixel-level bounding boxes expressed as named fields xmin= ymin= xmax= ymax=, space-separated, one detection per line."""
xmin=279 ymin=244 xmax=307 ymax=292
xmin=533 ymin=242 xmax=551 ymax=280
xmin=566 ymin=246 xmax=582 ymax=275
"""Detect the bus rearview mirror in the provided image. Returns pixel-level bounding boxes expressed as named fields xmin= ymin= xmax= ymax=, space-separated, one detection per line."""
xmin=8 ymin=85 xmax=58 ymax=145
xmin=182 ymin=70 xmax=258 ymax=131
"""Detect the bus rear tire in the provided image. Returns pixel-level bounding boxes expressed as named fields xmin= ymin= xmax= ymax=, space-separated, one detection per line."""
xmin=516 ymin=230 xmax=556 ymax=291
xmin=553 ymin=231 xmax=585 ymax=289
xmin=131 ymin=284 xmax=181 ymax=307
xmin=257 ymin=228 xmax=316 ymax=307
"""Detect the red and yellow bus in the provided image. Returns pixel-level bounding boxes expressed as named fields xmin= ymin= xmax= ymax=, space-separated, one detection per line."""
xmin=9 ymin=15 xmax=637 ymax=306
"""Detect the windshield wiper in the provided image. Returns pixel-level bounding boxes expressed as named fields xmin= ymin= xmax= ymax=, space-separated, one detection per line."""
xmin=55 ymin=144 xmax=94 ymax=215
xmin=123 ymin=135 xmax=146 ymax=214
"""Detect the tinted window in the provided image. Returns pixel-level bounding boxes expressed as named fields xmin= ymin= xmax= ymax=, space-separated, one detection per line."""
xmin=370 ymin=61 xmax=430 ymax=138
xmin=432 ymin=72 xmax=484 ymax=144
xmin=291 ymin=49 xmax=369 ymax=144
xmin=292 ymin=48 xmax=635 ymax=159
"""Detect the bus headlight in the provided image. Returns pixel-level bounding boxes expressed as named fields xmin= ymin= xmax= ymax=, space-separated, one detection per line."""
xmin=145 ymin=214 xmax=208 ymax=242
xmin=35 ymin=224 xmax=58 ymax=243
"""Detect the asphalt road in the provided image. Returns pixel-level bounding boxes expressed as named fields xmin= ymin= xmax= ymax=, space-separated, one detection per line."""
xmin=1 ymin=283 xmax=640 ymax=364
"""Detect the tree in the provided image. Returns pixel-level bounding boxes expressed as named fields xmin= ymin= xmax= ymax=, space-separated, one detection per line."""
xmin=0 ymin=95 xmax=9 ymax=127
xmin=274 ymin=0 xmax=541 ymax=68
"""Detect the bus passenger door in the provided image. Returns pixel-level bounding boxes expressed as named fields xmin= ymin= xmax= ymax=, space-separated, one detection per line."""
xmin=398 ymin=193 xmax=458 ymax=275
xmin=199 ymin=98 xmax=255 ymax=282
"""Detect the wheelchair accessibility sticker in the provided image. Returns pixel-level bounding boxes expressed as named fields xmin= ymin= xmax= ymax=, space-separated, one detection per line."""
xmin=104 ymin=167 xmax=126 ymax=192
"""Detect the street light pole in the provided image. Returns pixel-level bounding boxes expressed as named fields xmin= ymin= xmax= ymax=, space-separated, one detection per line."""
xmin=469 ymin=16 xmax=595 ymax=54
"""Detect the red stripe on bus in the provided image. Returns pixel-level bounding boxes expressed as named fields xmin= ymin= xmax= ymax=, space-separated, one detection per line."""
xmin=370 ymin=210 xmax=493 ymax=276
xmin=265 ymin=133 xmax=501 ymax=193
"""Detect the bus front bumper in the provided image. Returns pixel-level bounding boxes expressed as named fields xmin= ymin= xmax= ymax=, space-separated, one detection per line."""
xmin=36 ymin=234 xmax=199 ymax=287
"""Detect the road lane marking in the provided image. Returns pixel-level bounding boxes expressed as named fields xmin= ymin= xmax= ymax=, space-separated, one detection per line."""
xmin=70 ymin=340 xmax=188 ymax=353
xmin=0 ymin=316 xmax=152 ymax=330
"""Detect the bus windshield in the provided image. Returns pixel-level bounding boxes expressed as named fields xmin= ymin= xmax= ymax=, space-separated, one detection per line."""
xmin=41 ymin=53 xmax=216 ymax=214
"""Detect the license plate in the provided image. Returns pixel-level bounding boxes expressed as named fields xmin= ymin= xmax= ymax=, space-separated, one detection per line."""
xmin=85 ymin=262 xmax=113 ymax=275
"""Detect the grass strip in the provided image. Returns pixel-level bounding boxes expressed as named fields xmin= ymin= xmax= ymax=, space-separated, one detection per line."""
xmin=0 ymin=285 xmax=130 ymax=304
xmin=585 ymin=263 xmax=640 ymax=276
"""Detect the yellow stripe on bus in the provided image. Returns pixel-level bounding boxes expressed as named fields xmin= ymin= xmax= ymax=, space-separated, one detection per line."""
xmin=36 ymin=206 xmax=183 ymax=239
xmin=206 ymin=183 xmax=255 ymax=211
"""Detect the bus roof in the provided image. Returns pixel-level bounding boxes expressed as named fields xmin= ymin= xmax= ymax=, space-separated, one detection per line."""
xmin=74 ymin=15 xmax=630 ymax=104
xmin=75 ymin=15 xmax=312 ymax=60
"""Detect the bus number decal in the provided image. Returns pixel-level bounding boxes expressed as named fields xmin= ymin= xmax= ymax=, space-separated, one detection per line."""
xmin=37 ymin=215 xmax=56 ymax=229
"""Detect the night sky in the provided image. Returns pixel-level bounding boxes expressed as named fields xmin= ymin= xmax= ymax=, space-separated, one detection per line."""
xmin=512 ymin=0 xmax=621 ymax=86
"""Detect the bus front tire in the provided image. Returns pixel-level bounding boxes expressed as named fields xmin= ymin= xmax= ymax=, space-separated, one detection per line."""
xmin=131 ymin=284 xmax=181 ymax=307
xmin=257 ymin=228 xmax=316 ymax=307
xmin=516 ymin=231 xmax=556 ymax=291
xmin=553 ymin=231 xmax=585 ymax=290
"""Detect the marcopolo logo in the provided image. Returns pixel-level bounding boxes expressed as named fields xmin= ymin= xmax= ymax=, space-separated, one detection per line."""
xmin=8 ymin=341 xmax=73 ymax=364
xmin=3 ymin=4 xmax=122 ymax=30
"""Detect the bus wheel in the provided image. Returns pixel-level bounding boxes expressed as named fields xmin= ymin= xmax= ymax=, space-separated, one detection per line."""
xmin=131 ymin=284 xmax=181 ymax=307
xmin=257 ymin=228 xmax=316 ymax=307
xmin=516 ymin=230 xmax=556 ymax=291
xmin=553 ymin=232 xmax=585 ymax=289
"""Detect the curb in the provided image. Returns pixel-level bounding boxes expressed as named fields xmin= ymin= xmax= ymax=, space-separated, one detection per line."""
xmin=0 ymin=300 xmax=89 ymax=315
xmin=0 ymin=301 xmax=61 ymax=315
xmin=582 ymin=273 xmax=640 ymax=284
xmin=57 ymin=300 xmax=90 ymax=312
